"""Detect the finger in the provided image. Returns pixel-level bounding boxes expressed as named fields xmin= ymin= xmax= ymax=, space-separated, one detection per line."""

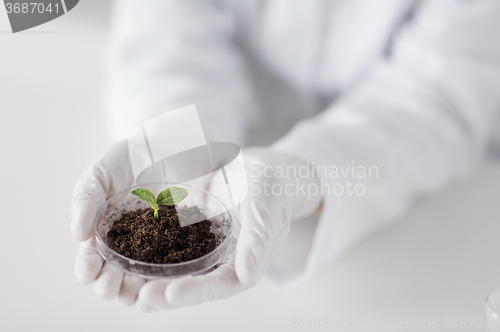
xmin=75 ymin=237 xmax=104 ymax=285
xmin=234 ymin=201 xmax=276 ymax=285
xmin=118 ymin=274 xmax=146 ymax=307
xmin=137 ymin=279 xmax=175 ymax=311
xmin=71 ymin=167 xmax=108 ymax=242
xmin=94 ymin=263 xmax=124 ymax=300
xmin=165 ymin=262 xmax=247 ymax=307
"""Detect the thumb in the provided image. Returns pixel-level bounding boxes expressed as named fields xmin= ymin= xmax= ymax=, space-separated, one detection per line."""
xmin=235 ymin=201 xmax=284 ymax=286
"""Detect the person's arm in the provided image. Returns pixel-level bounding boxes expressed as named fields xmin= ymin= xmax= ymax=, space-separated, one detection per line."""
xmin=105 ymin=0 xmax=256 ymax=144
xmin=271 ymin=0 xmax=500 ymax=281
xmin=72 ymin=0 xmax=257 ymax=306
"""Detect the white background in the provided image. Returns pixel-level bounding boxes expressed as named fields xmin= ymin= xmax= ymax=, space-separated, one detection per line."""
xmin=1 ymin=1 xmax=500 ymax=331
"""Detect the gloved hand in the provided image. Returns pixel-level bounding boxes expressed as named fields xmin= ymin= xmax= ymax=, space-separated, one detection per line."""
xmin=72 ymin=142 xmax=148 ymax=306
xmin=72 ymin=143 xmax=322 ymax=310
xmin=135 ymin=147 xmax=323 ymax=311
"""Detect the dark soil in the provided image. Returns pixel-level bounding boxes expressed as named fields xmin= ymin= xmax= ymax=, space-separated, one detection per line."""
xmin=107 ymin=205 xmax=218 ymax=264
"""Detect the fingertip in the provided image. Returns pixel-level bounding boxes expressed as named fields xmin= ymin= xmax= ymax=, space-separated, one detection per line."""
xmin=94 ymin=265 xmax=124 ymax=300
xmin=95 ymin=283 xmax=116 ymax=300
xmin=164 ymin=277 xmax=195 ymax=305
xmin=75 ymin=255 xmax=103 ymax=285
xmin=119 ymin=297 xmax=135 ymax=307
xmin=137 ymin=280 xmax=173 ymax=310
xmin=95 ymin=280 xmax=122 ymax=300
xmin=118 ymin=275 xmax=145 ymax=307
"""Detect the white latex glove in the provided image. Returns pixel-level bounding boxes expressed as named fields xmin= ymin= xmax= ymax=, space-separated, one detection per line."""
xmin=72 ymin=143 xmax=322 ymax=310
xmin=72 ymin=142 xmax=150 ymax=306
xmin=135 ymin=147 xmax=322 ymax=311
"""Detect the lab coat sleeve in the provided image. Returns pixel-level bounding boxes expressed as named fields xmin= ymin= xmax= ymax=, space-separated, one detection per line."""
xmin=105 ymin=0 xmax=256 ymax=144
xmin=269 ymin=0 xmax=500 ymax=288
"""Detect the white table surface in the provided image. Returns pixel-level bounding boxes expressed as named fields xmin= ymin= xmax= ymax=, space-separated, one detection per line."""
xmin=1 ymin=2 xmax=500 ymax=331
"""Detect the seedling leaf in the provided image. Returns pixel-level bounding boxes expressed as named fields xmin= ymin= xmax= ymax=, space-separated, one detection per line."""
xmin=157 ymin=186 xmax=189 ymax=206
xmin=130 ymin=186 xmax=189 ymax=221
xmin=131 ymin=188 xmax=158 ymax=210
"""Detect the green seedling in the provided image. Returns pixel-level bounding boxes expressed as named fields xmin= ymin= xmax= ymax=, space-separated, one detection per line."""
xmin=131 ymin=186 xmax=189 ymax=220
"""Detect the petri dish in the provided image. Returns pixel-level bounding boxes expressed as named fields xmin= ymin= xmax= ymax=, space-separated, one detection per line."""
xmin=486 ymin=289 xmax=500 ymax=331
xmin=94 ymin=182 xmax=233 ymax=278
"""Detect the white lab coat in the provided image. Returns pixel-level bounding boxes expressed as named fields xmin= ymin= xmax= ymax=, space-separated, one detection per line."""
xmin=105 ymin=0 xmax=500 ymax=288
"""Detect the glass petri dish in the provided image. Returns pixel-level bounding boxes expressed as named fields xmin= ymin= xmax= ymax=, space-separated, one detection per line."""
xmin=486 ymin=289 xmax=500 ymax=331
xmin=94 ymin=182 xmax=233 ymax=278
